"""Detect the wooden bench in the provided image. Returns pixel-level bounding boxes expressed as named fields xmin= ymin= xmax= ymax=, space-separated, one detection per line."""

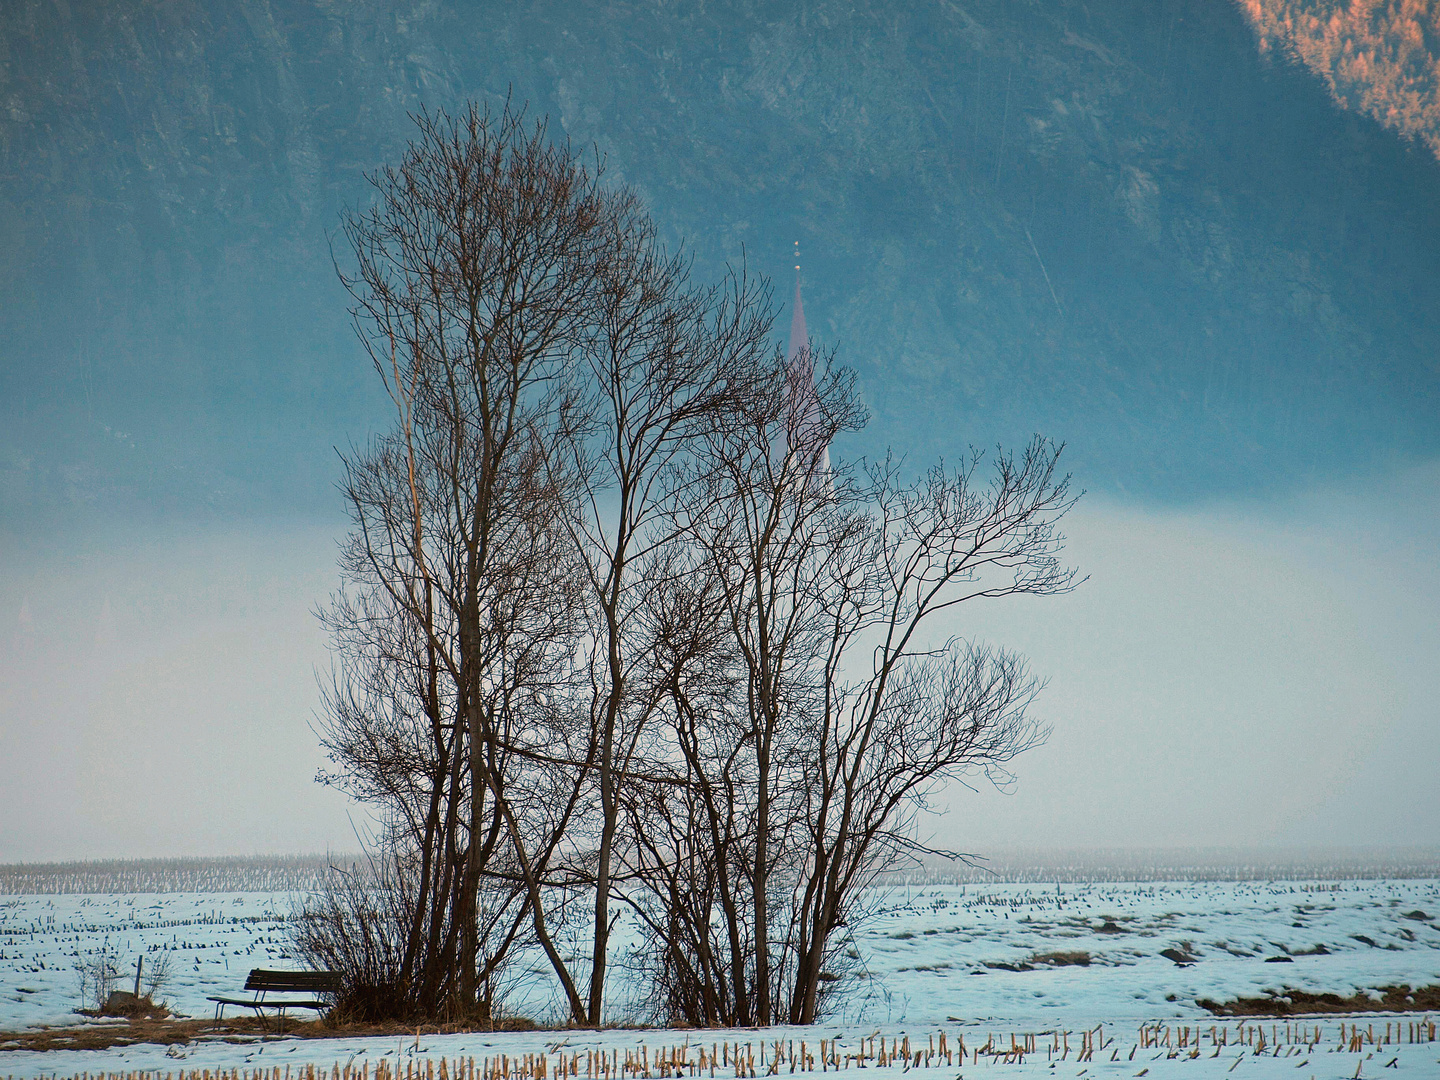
xmin=207 ymin=968 xmax=341 ymax=1029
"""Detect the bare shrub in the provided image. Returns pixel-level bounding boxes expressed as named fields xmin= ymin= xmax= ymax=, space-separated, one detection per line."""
xmin=143 ymin=949 xmax=174 ymax=1002
xmin=74 ymin=938 xmax=124 ymax=1011
xmin=291 ymin=859 xmax=413 ymax=1022
xmin=291 ymin=852 xmax=531 ymax=1023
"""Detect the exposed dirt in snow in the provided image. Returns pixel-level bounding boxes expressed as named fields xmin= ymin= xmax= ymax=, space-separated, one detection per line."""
xmin=1199 ymin=983 xmax=1440 ymax=1015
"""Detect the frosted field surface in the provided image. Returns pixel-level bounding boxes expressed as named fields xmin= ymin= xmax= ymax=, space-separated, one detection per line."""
xmin=2 ymin=881 xmax=1439 ymax=1079
xmin=0 ymin=1019 xmax=1437 ymax=1080
xmin=0 ymin=892 xmax=293 ymax=1030
xmin=856 ymin=879 xmax=1440 ymax=1026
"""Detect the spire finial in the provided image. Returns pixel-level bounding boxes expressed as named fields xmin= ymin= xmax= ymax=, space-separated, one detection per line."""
xmin=788 ymin=245 xmax=807 ymax=366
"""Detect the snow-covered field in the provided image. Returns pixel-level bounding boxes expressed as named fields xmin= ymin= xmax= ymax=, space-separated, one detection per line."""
xmin=1 ymin=891 xmax=296 ymax=1031
xmin=2 ymin=880 xmax=1438 ymax=1080
xmin=855 ymin=879 xmax=1440 ymax=1026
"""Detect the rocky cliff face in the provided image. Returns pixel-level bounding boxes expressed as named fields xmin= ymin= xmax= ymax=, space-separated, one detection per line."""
xmin=3 ymin=0 xmax=1438 ymax=518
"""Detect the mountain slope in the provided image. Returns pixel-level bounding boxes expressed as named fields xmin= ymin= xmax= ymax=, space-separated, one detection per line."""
xmin=2 ymin=0 xmax=1438 ymax=520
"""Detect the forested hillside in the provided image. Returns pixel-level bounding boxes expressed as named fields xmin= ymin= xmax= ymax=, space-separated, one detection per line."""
xmin=3 ymin=0 xmax=1438 ymax=519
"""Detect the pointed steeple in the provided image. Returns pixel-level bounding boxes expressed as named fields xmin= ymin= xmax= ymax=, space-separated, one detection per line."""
xmin=784 ymin=242 xmax=831 ymax=477
xmin=788 ymin=267 xmax=808 ymax=366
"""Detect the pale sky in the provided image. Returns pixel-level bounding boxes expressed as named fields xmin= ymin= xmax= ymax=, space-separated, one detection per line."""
xmin=937 ymin=457 xmax=1440 ymax=851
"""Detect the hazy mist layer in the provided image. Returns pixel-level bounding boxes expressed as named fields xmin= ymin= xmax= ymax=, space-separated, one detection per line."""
xmin=5 ymin=460 xmax=1436 ymax=861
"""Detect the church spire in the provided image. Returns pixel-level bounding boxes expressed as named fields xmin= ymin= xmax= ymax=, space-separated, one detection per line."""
xmin=788 ymin=242 xmax=808 ymax=365
xmin=784 ymin=240 xmax=831 ymax=477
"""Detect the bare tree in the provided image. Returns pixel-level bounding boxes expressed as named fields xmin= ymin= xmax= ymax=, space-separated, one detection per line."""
xmin=309 ymin=98 xmax=1076 ymax=1030
xmin=634 ymin=346 xmax=1079 ymax=1026
xmin=313 ymin=101 xmax=607 ymax=1022
xmin=313 ymin=99 xmax=781 ymax=1026
xmin=550 ymin=208 xmax=777 ymax=1023
xmin=622 ymin=345 xmax=862 ymax=1026
xmin=784 ymin=440 xmax=1077 ymax=1022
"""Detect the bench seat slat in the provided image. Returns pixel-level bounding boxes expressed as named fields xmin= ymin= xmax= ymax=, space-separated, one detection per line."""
xmin=242 ymin=969 xmax=342 ymax=993
xmin=207 ymin=995 xmax=330 ymax=1010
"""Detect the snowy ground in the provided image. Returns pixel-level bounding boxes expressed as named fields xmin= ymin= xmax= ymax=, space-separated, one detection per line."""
xmin=852 ymin=878 xmax=1440 ymax=1027
xmin=0 ymin=891 xmax=297 ymax=1031
xmin=2 ymin=880 xmax=1438 ymax=1080
xmin=2 ymin=1020 xmax=1440 ymax=1080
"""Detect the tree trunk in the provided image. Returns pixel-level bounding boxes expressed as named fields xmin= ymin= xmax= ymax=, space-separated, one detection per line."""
xmin=754 ymin=724 xmax=771 ymax=1025
xmin=588 ymin=692 xmax=618 ymax=1024
xmin=459 ymin=698 xmax=486 ymax=1014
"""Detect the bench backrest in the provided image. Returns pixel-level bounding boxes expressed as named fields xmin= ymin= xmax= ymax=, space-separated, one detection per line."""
xmin=243 ymin=969 xmax=342 ymax=994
